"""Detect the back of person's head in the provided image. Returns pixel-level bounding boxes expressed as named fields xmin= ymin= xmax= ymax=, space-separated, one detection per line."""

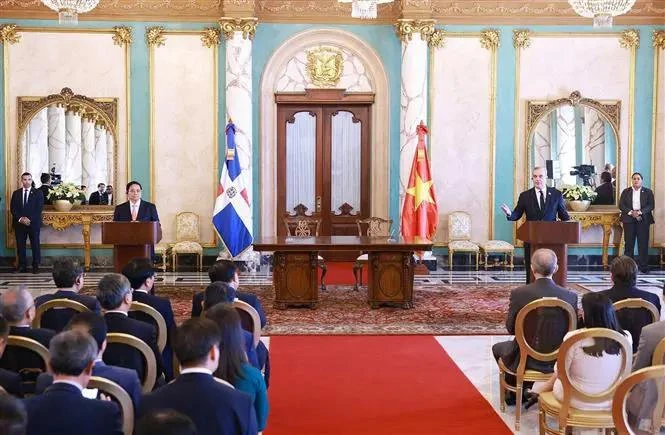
xmin=65 ymin=311 xmax=107 ymax=350
xmin=610 ymin=255 xmax=637 ymax=287
xmin=121 ymin=258 xmax=155 ymax=290
xmin=173 ymin=318 xmax=221 ymax=368
xmin=135 ymin=410 xmax=197 ymax=435
xmin=203 ymin=282 xmax=234 ymax=311
xmin=96 ymin=273 xmax=132 ymax=310
xmin=40 ymin=173 xmax=50 ymax=184
xmin=52 ymin=258 xmax=84 ymax=288
xmin=204 ymin=304 xmax=246 ymax=383
xmin=49 ymin=330 xmax=98 ymax=376
xmin=600 ymin=171 xmax=612 ymax=183
xmin=0 ymin=394 xmax=27 ymax=435
xmin=207 ymin=260 xmax=237 ymax=284
xmin=581 ymin=292 xmax=625 ymax=357
xmin=0 ymin=286 xmax=33 ymax=324
xmin=530 ymin=248 xmax=558 ymax=277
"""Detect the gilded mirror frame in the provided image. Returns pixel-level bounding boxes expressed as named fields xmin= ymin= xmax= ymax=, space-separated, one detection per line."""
xmin=16 ymin=87 xmax=119 ymax=194
xmin=525 ymin=91 xmax=621 ymax=209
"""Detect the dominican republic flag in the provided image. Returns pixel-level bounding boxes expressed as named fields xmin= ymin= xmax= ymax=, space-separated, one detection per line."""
xmin=213 ymin=121 xmax=253 ymax=257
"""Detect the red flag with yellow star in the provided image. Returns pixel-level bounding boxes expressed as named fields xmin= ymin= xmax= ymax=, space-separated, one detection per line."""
xmin=401 ymin=121 xmax=438 ymax=241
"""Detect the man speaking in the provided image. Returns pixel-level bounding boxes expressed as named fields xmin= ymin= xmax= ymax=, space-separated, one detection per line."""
xmin=500 ymin=166 xmax=570 ymax=284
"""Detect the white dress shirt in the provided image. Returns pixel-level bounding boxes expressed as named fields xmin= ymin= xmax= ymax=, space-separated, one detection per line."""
xmin=180 ymin=367 xmax=213 ymax=376
xmin=130 ymin=200 xmax=141 ymax=220
xmin=534 ymin=188 xmax=547 ymax=209
xmin=631 ymin=188 xmax=641 ymax=211
xmin=52 ymin=380 xmax=84 ymax=392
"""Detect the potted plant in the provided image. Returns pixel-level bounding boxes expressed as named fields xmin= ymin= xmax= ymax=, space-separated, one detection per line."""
xmin=47 ymin=182 xmax=81 ymax=212
xmin=561 ymin=184 xmax=598 ymax=212
xmin=73 ymin=189 xmax=86 ymax=207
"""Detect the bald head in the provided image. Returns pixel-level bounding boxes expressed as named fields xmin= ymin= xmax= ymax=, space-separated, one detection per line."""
xmin=530 ymin=249 xmax=558 ymax=278
xmin=0 ymin=286 xmax=34 ymax=325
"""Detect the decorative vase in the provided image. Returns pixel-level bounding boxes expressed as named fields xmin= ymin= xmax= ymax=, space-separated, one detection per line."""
xmin=568 ymin=200 xmax=591 ymax=212
xmin=53 ymin=199 xmax=74 ymax=212
xmin=73 ymin=199 xmax=82 ymax=207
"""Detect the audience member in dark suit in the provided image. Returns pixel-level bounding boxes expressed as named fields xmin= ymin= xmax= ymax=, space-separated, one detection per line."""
xmin=0 ymin=315 xmax=23 ymax=397
xmin=619 ymin=172 xmax=655 ymax=273
xmin=500 ymin=166 xmax=570 ymax=284
xmin=112 ymin=181 xmax=159 ymax=222
xmin=88 ymin=183 xmax=109 ymax=205
xmin=23 ymin=330 xmax=123 ymax=435
xmin=0 ymin=287 xmax=55 ymax=390
xmin=137 ymin=318 xmax=257 ymax=435
xmin=10 ymin=172 xmax=44 ymax=274
xmin=35 ymin=258 xmax=101 ymax=332
xmin=97 ymin=273 xmax=164 ymax=385
xmin=122 ymin=258 xmax=176 ymax=381
xmin=492 ymin=249 xmax=578 ymax=404
xmin=34 ymin=312 xmax=141 ymax=410
xmin=598 ymin=256 xmax=661 ymax=353
xmin=38 ymin=173 xmax=53 ymax=205
xmin=0 ymin=394 xmax=27 ymax=435
xmin=135 ymin=409 xmax=197 ymax=435
xmin=106 ymin=185 xmax=114 ymax=205
xmin=593 ymin=171 xmax=615 ymax=205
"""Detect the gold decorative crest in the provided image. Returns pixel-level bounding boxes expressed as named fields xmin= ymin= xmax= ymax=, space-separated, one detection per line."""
xmin=112 ymin=26 xmax=132 ymax=47
xmin=306 ymin=47 xmax=344 ymax=88
xmin=0 ymin=24 xmax=20 ymax=45
xmin=201 ymin=27 xmax=221 ymax=47
xmin=146 ymin=26 xmax=166 ymax=47
xmin=513 ymin=29 xmax=531 ymax=49
xmin=619 ymin=29 xmax=640 ymax=48
xmin=654 ymin=30 xmax=665 ymax=49
xmin=480 ymin=29 xmax=500 ymax=50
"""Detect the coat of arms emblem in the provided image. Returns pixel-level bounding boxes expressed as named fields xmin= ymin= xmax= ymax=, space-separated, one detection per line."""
xmin=306 ymin=47 xmax=344 ymax=88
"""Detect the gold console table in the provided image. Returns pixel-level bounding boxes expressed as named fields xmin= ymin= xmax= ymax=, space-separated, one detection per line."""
xmin=569 ymin=210 xmax=622 ymax=268
xmin=42 ymin=206 xmax=114 ymax=271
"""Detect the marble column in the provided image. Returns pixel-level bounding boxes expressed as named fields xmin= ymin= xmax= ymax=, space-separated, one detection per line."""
xmin=47 ymin=104 xmax=66 ymax=177
xmin=81 ymin=116 xmax=96 ymax=195
xmin=26 ymin=108 xmax=49 ymax=185
xmin=64 ymin=109 xmax=82 ymax=185
xmin=94 ymin=125 xmax=108 ymax=187
xmin=105 ymin=130 xmax=114 ymax=186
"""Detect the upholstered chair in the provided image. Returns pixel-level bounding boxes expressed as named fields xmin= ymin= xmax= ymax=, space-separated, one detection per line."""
xmin=283 ymin=215 xmax=327 ymax=291
xmin=171 ymin=212 xmax=203 ymax=272
xmin=447 ymin=211 xmax=479 ymax=270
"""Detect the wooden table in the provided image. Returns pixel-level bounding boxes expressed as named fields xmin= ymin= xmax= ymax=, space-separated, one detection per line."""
xmin=253 ymin=236 xmax=432 ymax=309
xmin=569 ymin=210 xmax=622 ymax=268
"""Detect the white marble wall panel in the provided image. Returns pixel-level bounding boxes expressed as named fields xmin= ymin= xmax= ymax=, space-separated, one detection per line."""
xmin=26 ymin=108 xmax=49 ymax=185
xmin=105 ymin=131 xmax=113 ymax=196
xmin=430 ymin=37 xmax=491 ymax=244
xmin=47 ymin=105 xmax=66 ymax=176
xmin=152 ymin=34 xmax=216 ymax=245
xmin=654 ymin=50 xmax=665 ymax=244
xmin=64 ymin=111 xmax=83 ymax=185
xmin=94 ymin=126 xmax=109 ymax=193
xmin=81 ymin=118 xmax=96 ymax=195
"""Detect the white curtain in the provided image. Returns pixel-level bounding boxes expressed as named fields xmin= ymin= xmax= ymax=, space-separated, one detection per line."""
xmin=330 ymin=111 xmax=361 ymax=214
xmin=285 ymin=111 xmax=316 ymax=214
xmin=26 ymin=109 xmax=49 ymax=186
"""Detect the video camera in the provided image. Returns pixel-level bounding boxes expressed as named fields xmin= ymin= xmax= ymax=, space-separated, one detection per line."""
xmin=570 ymin=164 xmax=595 ymax=186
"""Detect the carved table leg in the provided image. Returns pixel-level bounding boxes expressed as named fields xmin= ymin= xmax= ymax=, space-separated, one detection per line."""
xmin=601 ymin=223 xmax=611 ymax=269
xmin=82 ymin=221 xmax=92 ymax=272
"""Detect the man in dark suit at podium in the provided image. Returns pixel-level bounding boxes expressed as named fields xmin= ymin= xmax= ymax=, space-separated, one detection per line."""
xmin=10 ymin=172 xmax=44 ymax=274
xmin=500 ymin=166 xmax=570 ymax=284
xmin=113 ymin=181 xmax=159 ymax=222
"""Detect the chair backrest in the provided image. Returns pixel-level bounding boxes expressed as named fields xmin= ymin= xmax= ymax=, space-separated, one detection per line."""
xmin=283 ymin=216 xmax=321 ymax=237
xmin=32 ymin=298 xmax=90 ymax=329
xmin=613 ymin=298 xmax=660 ymax=324
xmin=611 ymin=365 xmax=665 ymax=435
xmin=128 ymin=302 xmax=168 ymax=353
xmin=356 ymin=217 xmax=392 ymax=237
xmin=233 ymin=300 xmax=261 ymax=349
xmin=5 ymin=336 xmax=50 ymax=392
xmin=514 ymin=297 xmax=577 ymax=375
xmin=88 ymin=376 xmax=134 ymax=435
xmin=106 ymin=333 xmax=157 ymax=393
xmin=6 ymin=336 xmax=50 ymax=368
xmin=175 ymin=212 xmax=200 ymax=242
xmin=556 ymin=328 xmax=632 ymax=430
xmin=653 ymin=337 xmax=665 ymax=366
xmin=448 ymin=211 xmax=472 ymax=241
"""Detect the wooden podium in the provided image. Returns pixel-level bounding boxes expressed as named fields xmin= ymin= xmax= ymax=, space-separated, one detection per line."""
xmin=517 ymin=221 xmax=581 ymax=287
xmin=102 ymin=222 xmax=162 ymax=272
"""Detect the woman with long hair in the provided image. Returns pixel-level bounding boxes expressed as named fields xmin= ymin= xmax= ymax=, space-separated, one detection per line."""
xmin=205 ymin=304 xmax=269 ymax=431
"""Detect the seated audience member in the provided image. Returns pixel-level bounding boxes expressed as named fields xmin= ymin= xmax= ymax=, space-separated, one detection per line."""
xmin=598 ymin=256 xmax=661 ymax=352
xmin=0 ymin=394 xmax=27 ymax=435
xmin=23 ymin=330 xmax=123 ymax=435
xmin=530 ymin=293 xmax=632 ymax=411
xmin=205 ymin=304 xmax=269 ymax=431
xmin=135 ymin=410 xmax=197 ymax=435
xmin=35 ymin=312 xmax=141 ymax=409
xmin=89 ymin=183 xmax=108 ymax=205
xmin=97 ymin=273 xmax=164 ymax=384
xmin=137 ymin=318 xmax=257 ymax=435
xmin=122 ymin=258 xmax=175 ymax=380
xmin=594 ymin=171 xmax=615 ymax=205
xmin=492 ymin=249 xmax=578 ymax=405
xmin=35 ymin=258 xmax=101 ymax=332
xmin=0 ymin=316 xmax=23 ymax=397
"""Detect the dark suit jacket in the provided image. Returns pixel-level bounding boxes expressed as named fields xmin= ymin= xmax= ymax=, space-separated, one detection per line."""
xmin=103 ymin=312 xmax=164 ymax=383
xmin=0 ymin=367 xmax=23 ymax=397
xmin=0 ymin=326 xmax=55 ymax=374
xmin=507 ymin=187 xmax=570 ymax=222
xmin=598 ymin=284 xmax=661 ymax=352
xmin=594 ymin=182 xmax=615 ymax=205
xmin=88 ymin=191 xmax=109 ymax=205
xmin=35 ymin=360 xmax=141 ymax=409
xmin=191 ymin=290 xmax=267 ymax=328
xmin=619 ymin=187 xmax=655 ymax=224
xmin=500 ymin=278 xmax=578 ymax=372
xmin=137 ymin=372 xmax=258 ymax=435
xmin=35 ymin=290 xmax=102 ymax=332
xmin=113 ymin=200 xmax=159 ymax=222
xmin=24 ymin=382 xmax=123 ymax=435
xmin=10 ymin=187 xmax=44 ymax=227
xmin=38 ymin=185 xmax=52 ymax=205
xmin=129 ymin=290 xmax=175 ymax=380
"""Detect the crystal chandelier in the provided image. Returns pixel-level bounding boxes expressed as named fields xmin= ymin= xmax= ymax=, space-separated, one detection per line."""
xmin=338 ymin=0 xmax=394 ymax=20
xmin=568 ymin=0 xmax=636 ymax=28
xmin=41 ymin=0 xmax=100 ymax=25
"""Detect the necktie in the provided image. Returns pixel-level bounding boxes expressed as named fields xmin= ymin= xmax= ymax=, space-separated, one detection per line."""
xmin=131 ymin=204 xmax=138 ymax=221
xmin=23 ymin=189 xmax=28 ymax=207
xmin=538 ymin=190 xmax=545 ymax=210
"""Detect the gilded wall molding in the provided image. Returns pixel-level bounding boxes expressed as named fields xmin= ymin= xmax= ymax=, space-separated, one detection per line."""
xmin=201 ymin=27 xmax=222 ymax=47
xmin=512 ymin=29 xmax=530 ymax=49
xmin=0 ymin=23 xmax=20 ymax=45
xmin=428 ymin=29 xmax=445 ymax=48
xmin=654 ymin=30 xmax=665 ymax=49
xmin=620 ymin=29 xmax=640 ymax=48
xmin=146 ymin=26 xmax=166 ymax=47
xmin=219 ymin=17 xmax=258 ymax=40
xmin=394 ymin=19 xmax=436 ymax=43
xmin=112 ymin=26 xmax=132 ymax=47
xmin=480 ymin=29 xmax=500 ymax=50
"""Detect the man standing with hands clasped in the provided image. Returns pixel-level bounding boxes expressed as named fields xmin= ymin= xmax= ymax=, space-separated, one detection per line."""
xmin=10 ymin=172 xmax=44 ymax=274
xmin=619 ymin=172 xmax=654 ymax=274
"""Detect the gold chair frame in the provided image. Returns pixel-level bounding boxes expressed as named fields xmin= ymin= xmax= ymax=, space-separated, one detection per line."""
xmin=32 ymin=298 xmax=90 ymax=329
xmin=352 ymin=217 xmax=392 ymax=291
xmin=106 ymin=332 xmax=157 ymax=394
xmin=650 ymin=338 xmax=665 ymax=434
xmin=613 ymin=298 xmax=660 ymax=325
xmin=612 ymin=365 xmax=665 ymax=435
xmin=233 ymin=300 xmax=261 ymax=349
xmin=88 ymin=376 xmax=134 ymax=435
xmin=283 ymin=215 xmax=327 ymax=291
xmin=172 ymin=212 xmax=204 ymax=272
xmin=214 ymin=376 xmax=235 ymax=388
xmin=129 ymin=302 xmax=168 ymax=353
xmin=498 ymin=297 xmax=577 ymax=431
xmin=447 ymin=211 xmax=479 ymax=271
xmin=7 ymin=336 xmax=50 ymax=367
xmin=480 ymin=242 xmax=515 ymax=270
xmin=537 ymin=328 xmax=632 ymax=435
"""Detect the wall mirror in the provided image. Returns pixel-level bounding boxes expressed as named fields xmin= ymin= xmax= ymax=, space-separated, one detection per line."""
xmin=17 ymin=87 xmax=118 ymax=204
xmin=526 ymin=91 xmax=620 ymax=207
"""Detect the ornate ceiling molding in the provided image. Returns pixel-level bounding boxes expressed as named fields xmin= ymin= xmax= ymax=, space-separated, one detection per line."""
xmin=219 ymin=17 xmax=258 ymax=40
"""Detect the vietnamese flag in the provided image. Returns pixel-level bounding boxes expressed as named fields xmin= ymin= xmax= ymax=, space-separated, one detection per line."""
xmin=401 ymin=121 xmax=438 ymax=242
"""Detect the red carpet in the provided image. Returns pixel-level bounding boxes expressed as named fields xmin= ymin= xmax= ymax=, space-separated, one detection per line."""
xmin=266 ymin=336 xmax=511 ymax=435
xmin=320 ymin=262 xmax=357 ymax=285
